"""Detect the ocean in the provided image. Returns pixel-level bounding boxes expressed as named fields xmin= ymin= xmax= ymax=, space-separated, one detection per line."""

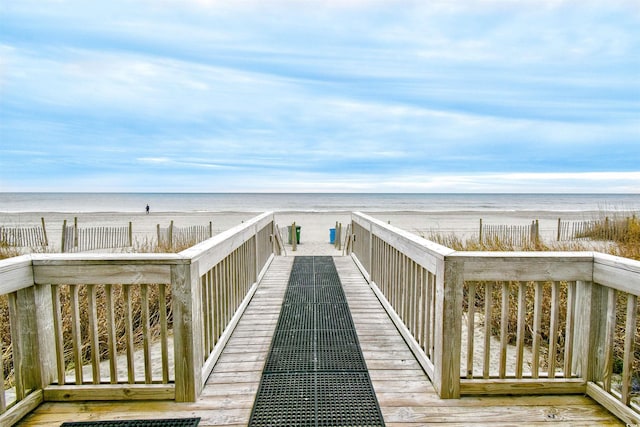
xmin=1 ymin=192 xmax=639 ymax=214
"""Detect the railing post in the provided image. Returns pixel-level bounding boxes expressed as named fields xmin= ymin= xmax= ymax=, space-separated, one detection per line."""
xmin=172 ymin=260 xmax=203 ymax=402
xmin=432 ymin=255 xmax=463 ymax=398
xmin=573 ymin=279 xmax=608 ymax=382
xmin=9 ymin=284 xmax=57 ymax=395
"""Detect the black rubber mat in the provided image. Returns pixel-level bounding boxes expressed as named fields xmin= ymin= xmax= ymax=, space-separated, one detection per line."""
xmin=250 ymin=256 xmax=385 ymax=426
xmin=61 ymin=418 xmax=200 ymax=427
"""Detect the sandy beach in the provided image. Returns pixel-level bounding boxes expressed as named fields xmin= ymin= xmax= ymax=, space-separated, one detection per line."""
xmin=0 ymin=209 xmax=603 ymax=255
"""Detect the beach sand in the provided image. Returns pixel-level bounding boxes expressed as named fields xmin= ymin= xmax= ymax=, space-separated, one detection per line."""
xmin=1 ymin=209 xmax=600 ymax=255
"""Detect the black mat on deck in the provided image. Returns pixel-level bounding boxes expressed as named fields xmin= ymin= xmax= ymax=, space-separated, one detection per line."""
xmin=249 ymin=256 xmax=385 ymax=427
xmin=61 ymin=418 xmax=200 ymax=427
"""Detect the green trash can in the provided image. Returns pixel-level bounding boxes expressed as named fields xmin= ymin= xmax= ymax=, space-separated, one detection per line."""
xmin=287 ymin=226 xmax=301 ymax=244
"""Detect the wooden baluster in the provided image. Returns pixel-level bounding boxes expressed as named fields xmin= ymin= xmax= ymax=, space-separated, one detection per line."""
xmin=104 ymin=284 xmax=118 ymax=384
xmin=499 ymin=282 xmax=509 ymax=378
xmin=515 ymin=282 xmax=527 ymax=378
xmin=548 ymin=281 xmax=560 ymax=378
xmin=483 ymin=283 xmax=493 ymax=379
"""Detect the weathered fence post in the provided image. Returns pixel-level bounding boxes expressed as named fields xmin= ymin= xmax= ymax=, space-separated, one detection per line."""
xmin=128 ymin=222 xmax=133 ymax=246
xmin=557 ymin=218 xmax=562 ymax=241
xmin=73 ymin=217 xmax=78 ymax=249
xmin=61 ymin=219 xmax=67 ymax=253
xmin=209 ymin=221 xmax=213 ymax=238
xmin=169 ymin=220 xmax=174 ymax=249
xmin=479 ymin=218 xmax=483 ymax=243
xmin=41 ymin=217 xmax=48 ymax=247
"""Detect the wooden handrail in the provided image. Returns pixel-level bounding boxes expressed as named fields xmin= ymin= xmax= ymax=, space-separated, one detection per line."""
xmin=350 ymin=212 xmax=640 ymax=424
xmin=0 ymin=212 xmax=280 ymax=425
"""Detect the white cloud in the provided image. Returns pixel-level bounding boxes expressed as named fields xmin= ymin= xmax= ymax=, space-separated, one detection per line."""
xmin=1 ymin=0 xmax=638 ymax=192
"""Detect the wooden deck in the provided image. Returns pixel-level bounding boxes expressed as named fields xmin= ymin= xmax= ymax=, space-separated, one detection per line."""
xmin=17 ymin=256 xmax=623 ymax=426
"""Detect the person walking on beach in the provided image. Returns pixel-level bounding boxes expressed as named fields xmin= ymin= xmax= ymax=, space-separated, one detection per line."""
xmin=146 ymin=204 xmax=150 ymax=214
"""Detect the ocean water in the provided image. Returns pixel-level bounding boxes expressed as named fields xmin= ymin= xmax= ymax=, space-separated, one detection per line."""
xmin=1 ymin=192 xmax=639 ymax=213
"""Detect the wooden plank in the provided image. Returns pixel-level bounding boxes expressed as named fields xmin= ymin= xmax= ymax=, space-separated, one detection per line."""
xmin=141 ymin=284 xmax=152 ymax=384
xmin=43 ymin=384 xmax=175 ymax=401
xmin=452 ymin=252 xmax=593 ymax=282
xmin=87 ymin=285 xmax=100 ymax=384
xmin=531 ymin=281 xmax=543 ymax=378
xmin=548 ymin=281 xmax=560 ymax=378
xmin=0 ymin=256 xmax=34 ymax=295
xmin=587 ymin=381 xmax=640 ymax=425
xmin=622 ymin=294 xmax=637 ymax=405
xmin=460 ymin=378 xmax=586 ymax=395
xmin=515 ymin=281 xmax=526 ymax=378
xmin=465 ymin=282 xmax=475 ymax=379
xmin=158 ymin=284 xmax=169 ymax=384
xmin=602 ymin=288 xmax=617 ymax=391
xmin=51 ymin=285 xmax=66 ymax=385
xmin=0 ymin=390 xmax=43 ymax=427
xmin=593 ymin=253 xmax=640 ymax=296
xmin=499 ymin=282 xmax=509 ymax=378
xmin=564 ymin=281 xmax=576 ymax=378
xmin=33 ymin=263 xmax=173 ymax=286
xmin=104 ymin=284 xmax=118 ymax=384
xmin=69 ymin=286 xmax=83 ymax=385
xmin=483 ymin=282 xmax=492 ymax=379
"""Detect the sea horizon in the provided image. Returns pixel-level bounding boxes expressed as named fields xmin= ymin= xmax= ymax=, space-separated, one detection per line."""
xmin=2 ymin=192 xmax=640 ymax=214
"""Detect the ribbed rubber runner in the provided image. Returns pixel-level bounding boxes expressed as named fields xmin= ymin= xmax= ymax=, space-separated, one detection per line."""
xmin=249 ymin=256 xmax=385 ymax=427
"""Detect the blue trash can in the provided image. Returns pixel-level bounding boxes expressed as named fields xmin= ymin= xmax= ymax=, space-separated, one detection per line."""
xmin=329 ymin=228 xmax=336 ymax=244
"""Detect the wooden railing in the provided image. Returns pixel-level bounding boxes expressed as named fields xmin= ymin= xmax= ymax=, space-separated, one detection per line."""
xmin=350 ymin=212 xmax=640 ymax=425
xmin=0 ymin=212 xmax=282 ymax=426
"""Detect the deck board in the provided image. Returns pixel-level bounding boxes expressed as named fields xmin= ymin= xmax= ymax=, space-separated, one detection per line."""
xmin=16 ymin=255 xmax=624 ymax=426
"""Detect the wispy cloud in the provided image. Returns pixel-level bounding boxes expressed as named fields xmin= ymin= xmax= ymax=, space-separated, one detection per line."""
xmin=1 ymin=0 xmax=638 ymax=192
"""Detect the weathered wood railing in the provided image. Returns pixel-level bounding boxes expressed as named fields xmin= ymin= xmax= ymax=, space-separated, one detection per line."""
xmin=0 ymin=212 xmax=282 ymax=426
xmin=350 ymin=212 xmax=640 ymax=425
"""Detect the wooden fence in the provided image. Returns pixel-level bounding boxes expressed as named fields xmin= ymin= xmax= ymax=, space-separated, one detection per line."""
xmin=350 ymin=212 xmax=640 ymax=425
xmin=557 ymin=216 xmax=636 ymax=241
xmin=479 ymin=219 xmax=539 ymax=247
xmin=61 ymin=218 xmax=132 ymax=253
xmin=157 ymin=221 xmax=213 ymax=249
xmin=0 ymin=219 xmax=48 ymax=248
xmin=0 ymin=212 xmax=283 ymax=426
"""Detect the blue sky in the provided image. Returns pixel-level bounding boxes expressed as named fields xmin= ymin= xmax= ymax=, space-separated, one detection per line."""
xmin=1 ymin=0 xmax=639 ymax=193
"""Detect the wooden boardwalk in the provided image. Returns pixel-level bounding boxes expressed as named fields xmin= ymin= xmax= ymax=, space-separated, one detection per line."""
xmin=17 ymin=256 xmax=623 ymax=426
